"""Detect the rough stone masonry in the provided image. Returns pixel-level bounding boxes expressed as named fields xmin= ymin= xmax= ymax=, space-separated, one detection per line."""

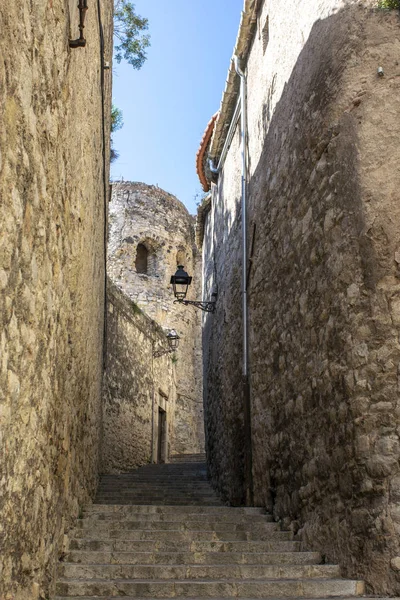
xmin=200 ymin=0 xmax=400 ymax=595
xmin=0 ymin=1 xmax=113 ymax=598
xmin=108 ymin=182 xmax=205 ymax=457
xmin=102 ymin=280 xmax=177 ymax=473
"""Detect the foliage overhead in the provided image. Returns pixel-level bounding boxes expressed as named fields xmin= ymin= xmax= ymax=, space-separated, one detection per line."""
xmin=114 ymin=0 xmax=150 ymax=69
xmin=111 ymin=105 xmax=124 ymax=133
xmin=111 ymin=105 xmax=124 ymax=162
xmin=377 ymin=0 xmax=399 ymax=7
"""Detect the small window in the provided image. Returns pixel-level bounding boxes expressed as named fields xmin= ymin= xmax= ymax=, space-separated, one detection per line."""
xmin=262 ymin=16 xmax=269 ymax=54
xmin=136 ymin=244 xmax=148 ymax=274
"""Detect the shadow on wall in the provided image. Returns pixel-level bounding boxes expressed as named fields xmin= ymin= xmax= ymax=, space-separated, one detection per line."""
xmin=203 ymin=4 xmax=400 ymax=594
xmin=203 ymin=161 xmax=246 ymax=506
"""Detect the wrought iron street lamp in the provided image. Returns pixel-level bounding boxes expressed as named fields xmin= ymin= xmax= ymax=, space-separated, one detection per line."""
xmin=170 ymin=265 xmax=192 ymax=300
xmin=153 ymin=329 xmax=180 ymax=358
xmin=170 ymin=265 xmax=217 ymax=313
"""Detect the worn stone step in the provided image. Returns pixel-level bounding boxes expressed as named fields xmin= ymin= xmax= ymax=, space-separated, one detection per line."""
xmin=75 ymin=520 xmax=279 ymax=532
xmin=55 ymin=597 xmax=377 ymax=600
xmin=97 ymin=482 xmax=212 ymax=487
xmin=81 ymin=512 xmax=273 ymax=523
xmin=58 ymin=563 xmax=340 ymax=581
xmin=96 ymin=490 xmax=212 ymax=493
xmin=85 ymin=506 xmax=266 ymax=515
xmin=95 ymin=494 xmax=219 ymax=498
xmin=170 ymin=454 xmax=207 ymax=462
xmin=94 ymin=500 xmax=224 ymax=506
xmin=96 ymin=490 xmax=219 ymax=494
xmin=98 ymin=476 xmax=209 ymax=480
xmin=64 ymin=550 xmax=321 ymax=566
xmin=55 ymin=577 xmax=365 ymax=598
xmin=69 ymin=539 xmax=301 ymax=553
xmin=98 ymin=481 xmax=210 ymax=485
xmin=71 ymin=528 xmax=292 ymax=542
xmin=95 ymin=494 xmax=221 ymax=499
xmin=104 ymin=478 xmax=209 ymax=482
xmin=98 ymin=478 xmax=210 ymax=483
xmin=94 ymin=499 xmax=223 ymax=504
xmin=97 ymin=485 xmax=213 ymax=489
xmin=97 ymin=490 xmax=217 ymax=498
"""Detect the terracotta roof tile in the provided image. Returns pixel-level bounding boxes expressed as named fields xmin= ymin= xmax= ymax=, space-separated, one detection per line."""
xmin=196 ymin=113 xmax=218 ymax=192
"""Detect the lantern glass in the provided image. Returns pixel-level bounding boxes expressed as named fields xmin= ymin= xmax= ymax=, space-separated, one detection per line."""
xmin=167 ymin=329 xmax=180 ymax=351
xmin=170 ymin=265 xmax=192 ymax=300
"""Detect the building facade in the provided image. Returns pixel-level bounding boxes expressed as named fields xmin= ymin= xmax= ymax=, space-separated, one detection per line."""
xmin=107 ymin=182 xmax=205 ymax=460
xmin=0 ymin=1 xmax=113 ymax=597
xmin=198 ymin=0 xmax=400 ymax=594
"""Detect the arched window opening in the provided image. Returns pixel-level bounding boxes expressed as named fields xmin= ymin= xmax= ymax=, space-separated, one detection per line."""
xmin=136 ymin=243 xmax=148 ymax=274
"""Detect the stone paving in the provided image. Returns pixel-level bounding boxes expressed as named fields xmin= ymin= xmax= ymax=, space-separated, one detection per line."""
xmin=55 ymin=455 xmax=367 ymax=599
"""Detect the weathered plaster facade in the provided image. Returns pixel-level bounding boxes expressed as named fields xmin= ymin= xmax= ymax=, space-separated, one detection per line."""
xmin=0 ymin=1 xmax=113 ymax=598
xmin=102 ymin=281 xmax=177 ymax=473
xmin=200 ymin=0 xmax=400 ymax=594
xmin=108 ymin=182 xmax=204 ymax=456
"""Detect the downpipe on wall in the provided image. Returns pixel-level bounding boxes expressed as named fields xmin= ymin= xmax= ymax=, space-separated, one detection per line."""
xmin=235 ymin=56 xmax=254 ymax=506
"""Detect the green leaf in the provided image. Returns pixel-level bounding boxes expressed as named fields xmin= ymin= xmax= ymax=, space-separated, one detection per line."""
xmin=377 ymin=0 xmax=399 ymax=8
xmin=113 ymin=0 xmax=150 ymax=69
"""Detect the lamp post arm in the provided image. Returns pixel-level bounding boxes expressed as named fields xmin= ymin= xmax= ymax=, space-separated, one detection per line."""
xmin=173 ymin=299 xmax=216 ymax=313
xmin=153 ymin=348 xmax=175 ymax=358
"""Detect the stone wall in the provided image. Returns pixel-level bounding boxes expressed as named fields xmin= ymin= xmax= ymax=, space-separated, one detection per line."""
xmin=102 ymin=281 xmax=177 ymax=472
xmin=202 ymin=1 xmax=400 ymax=594
xmin=0 ymin=1 xmax=113 ymax=598
xmin=108 ymin=182 xmax=204 ymax=455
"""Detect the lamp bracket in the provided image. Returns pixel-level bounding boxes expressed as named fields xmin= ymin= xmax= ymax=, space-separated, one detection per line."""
xmin=153 ymin=348 xmax=174 ymax=358
xmin=174 ymin=299 xmax=216 ymax=313
xmin=69 ymin=0 xmax=88 ymax=48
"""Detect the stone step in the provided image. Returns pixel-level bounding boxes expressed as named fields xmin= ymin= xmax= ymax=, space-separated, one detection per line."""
xmin=94 ymin=499 xmax=224 ymax=506
xmin=64 ymin=550 xmax=321 ymax=566
xmin=97 ymin=489 xmax=222 ymax=504
xmin=75 ymin=520 xmax=279 ymax=532
xmin=81 ymin=512 xmax=273 ymax=523
xmin=170 ymin=454 xmax=207 ymax=462
xmin=55 ymin=597 xmax=376 ymax=600
xmin=69 ymin=539 xmax=302 ymax=553
xmin=56 ymin=461 xmax=366 ymax=600
xmin=98 ymin=474 xmax=208 ymax=478
xmin=85 ymin=506 xmax=266 ymax=515
xmin=55 ymin=577 xmax=365 ymax=598
xmin=96 ymin=490 xmax=216 ymax=495
xmin=94 ymin=497 xmax=223 ymax=503
xmin=71 ymin=529 xmax=293 ymax=542
xmin=97 ymin=487 xmax=214 ymax=492
xmin=58 ymin=563 xmax=340 ymax=581
xmin=97 ymin=476 xmax=209 ymax=481
xmin=96 ymin=484 xmax=213 ymax=490
xmin=100 ymin=473 xmax=212 ymax=482
xmin=104 ymin=477 xmax=209 ymax=481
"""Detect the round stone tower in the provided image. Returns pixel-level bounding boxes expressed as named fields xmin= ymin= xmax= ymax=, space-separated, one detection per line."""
xmin=108 ymin=181 xmax=204 ymax=455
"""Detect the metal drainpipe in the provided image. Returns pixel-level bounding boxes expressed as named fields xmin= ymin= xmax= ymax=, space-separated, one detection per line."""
xmin=234 ymin=55 xmax=254 ymax=505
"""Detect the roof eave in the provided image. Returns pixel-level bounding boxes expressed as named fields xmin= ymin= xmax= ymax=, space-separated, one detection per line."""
xmin=209 ymin=0 xmax=260 ymax=161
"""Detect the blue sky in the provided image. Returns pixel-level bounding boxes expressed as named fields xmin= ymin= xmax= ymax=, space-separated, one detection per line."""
xmin=110 ymin=0 xmax=244 ymax=214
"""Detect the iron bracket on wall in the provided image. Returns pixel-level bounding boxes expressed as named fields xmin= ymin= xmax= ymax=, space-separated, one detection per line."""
xmin=153 ymin=348 xmax=174 ymax=359
xmin=69 ymin=0 xmax=88 ymax=48
xmin=173 ymin=297 xmax=217 ymax=313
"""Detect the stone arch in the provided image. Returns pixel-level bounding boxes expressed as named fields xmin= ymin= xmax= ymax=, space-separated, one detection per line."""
xmin=135 ymin=243 xmax=148 ymax=274
xmin=135 ymin=238 xmax=162 ymax=277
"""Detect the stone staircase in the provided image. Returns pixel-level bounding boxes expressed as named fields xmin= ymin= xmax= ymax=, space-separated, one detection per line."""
xmin=55 ymin=454 xmax=366 ymax=599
